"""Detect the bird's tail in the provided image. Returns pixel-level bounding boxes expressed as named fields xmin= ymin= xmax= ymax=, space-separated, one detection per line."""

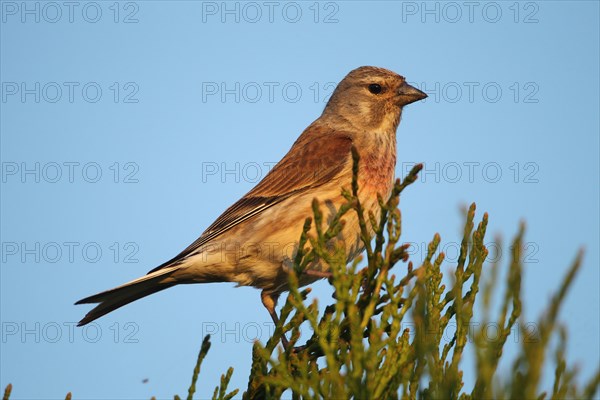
xmin=75 ymin=266 xmax=180 ymax=326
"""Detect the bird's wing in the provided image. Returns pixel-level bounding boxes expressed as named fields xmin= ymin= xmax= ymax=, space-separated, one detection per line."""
xmin=147 ymin=129 xmax=353 ymax=274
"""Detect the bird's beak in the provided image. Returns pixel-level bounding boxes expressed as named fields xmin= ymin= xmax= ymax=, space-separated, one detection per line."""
xmin=397 ymin=82 xmax=428 ymax=106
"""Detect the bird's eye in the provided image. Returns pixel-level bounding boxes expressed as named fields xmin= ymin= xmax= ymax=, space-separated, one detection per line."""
xmin=368 ymin=83 xmax=382 ymax=94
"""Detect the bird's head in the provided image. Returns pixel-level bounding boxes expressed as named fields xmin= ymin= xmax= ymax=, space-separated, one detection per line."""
xmin=323 ymin=66 xmax=427 ymax=132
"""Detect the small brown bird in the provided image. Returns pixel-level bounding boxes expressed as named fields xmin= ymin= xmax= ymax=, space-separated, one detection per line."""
xmin=76 ymin=66 xmax=427 ymax=328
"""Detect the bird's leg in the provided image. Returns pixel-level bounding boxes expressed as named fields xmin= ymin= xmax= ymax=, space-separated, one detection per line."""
xmin=261 ymin=290 xmax=289 ymax=349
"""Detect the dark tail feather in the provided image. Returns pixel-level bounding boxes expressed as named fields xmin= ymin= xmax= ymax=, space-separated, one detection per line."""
xmin=75 ymin=267 xmax=178 ymax=326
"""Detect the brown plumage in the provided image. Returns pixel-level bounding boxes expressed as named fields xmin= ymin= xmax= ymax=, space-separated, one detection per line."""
xmin=75 ymin=66 xmax=427 ymax=329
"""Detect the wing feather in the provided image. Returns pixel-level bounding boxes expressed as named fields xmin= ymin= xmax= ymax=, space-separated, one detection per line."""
xmin=148 ymin=126 xmax=353 ymax=274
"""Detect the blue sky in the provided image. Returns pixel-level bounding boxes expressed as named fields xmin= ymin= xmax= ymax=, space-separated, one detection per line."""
xmin=1 ymin=1 xmax=599 ymax=398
